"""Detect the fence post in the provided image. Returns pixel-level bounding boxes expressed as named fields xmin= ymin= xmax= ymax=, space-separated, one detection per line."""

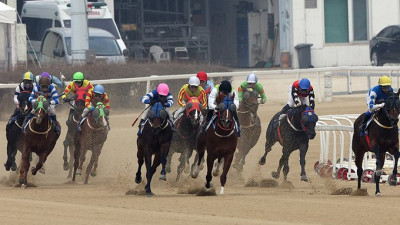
xmin=317 ymin=72 xmax=322 ymax=102
xmin=367 ymin=75 xmax=371 ymax=90
xmin=324 ymin=72 xmax=332 ymax=102
xmin=347 ymin=70 xmax=352 ymax=94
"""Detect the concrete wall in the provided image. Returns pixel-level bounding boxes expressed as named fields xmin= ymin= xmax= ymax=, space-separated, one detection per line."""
xmin=291 ymin=0 xmax=400 ymax=68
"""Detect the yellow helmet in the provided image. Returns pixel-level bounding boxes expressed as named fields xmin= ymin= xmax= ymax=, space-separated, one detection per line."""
xmin=379 ymin=75 xmax=392 ymax=86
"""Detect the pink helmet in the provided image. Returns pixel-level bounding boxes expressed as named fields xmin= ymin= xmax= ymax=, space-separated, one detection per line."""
xmin=157 ymin=83 xmax=169 ymax=96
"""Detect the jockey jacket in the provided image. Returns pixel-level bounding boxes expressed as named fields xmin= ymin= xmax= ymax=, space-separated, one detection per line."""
xmin=238 ymin=81 xmax=266 ymax=103
xmin=367 ymin=85 xmax=394 ymax=110
xmin=62 ymin=80 xmax=93 ymax=100
xmin=29 ymin=84 xmax=59 ymax=105
xmin=208 ymin=84 xmax=239 ymax=110
xmin=291 ymin=80 xmax=315 ymax=109
xmin=141 ymin=89 xmax=174 ymax=108
xmin=177 ymin=84 xmax=207 ymax=109
xmin=14 ymin=82 xmax=35 ymax=105
xmin=203 ymin=80 xmax=215 ymax=95
xmin=34 ymin=75 xmax=65 ymax=88
xmin=85 ymin=89 xmax=110 ymax=109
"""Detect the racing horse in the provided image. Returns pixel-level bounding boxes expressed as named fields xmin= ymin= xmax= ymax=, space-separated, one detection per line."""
xmin=233 ymin=87 xmax=261 ymax=172
xmin=18 ymin=96 xmax=60 ymax=187
xmin=191 ymin=96 xmax=238 ymax=194
xmin=167 ymin=94 xmax=202 ymax=181
xmin=135 ymin=101 xmax=173 ymax=196
xmin=72 ymin=102 xmax=109 ymax=184
xmin=258 ymin=104 xmax=318 ymax=182
xmin=352 ymin=92 xmax=400 ymax=195
xmin=5 ymin=91 xmax=32 ymax=171
xmin=62 ymin=88 xmax=87 ymax=178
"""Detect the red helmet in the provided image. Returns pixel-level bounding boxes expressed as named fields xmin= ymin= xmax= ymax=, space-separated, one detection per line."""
xmin=196 ymin=71 xmax=207 ymax=81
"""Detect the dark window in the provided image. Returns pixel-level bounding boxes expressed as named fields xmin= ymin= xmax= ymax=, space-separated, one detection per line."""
xmin=380 ymin=27 xmax=394 ymax=38
xmin=324 ymin=0 xmax=349 ymax=43
xmin=65 ymin=37 xmax=121 ymax=56
xmin=353 ymin=0 xmax=367 ymax=41
xmin=390 ymin=27 xmax=400 ymax=39
xmin=22 ymin=17 xmax=53 ymax=41
xmin=64 ymin=19 xmax=121 ymax=39
xmin=55 ymin=20 xmax=62 ymax=27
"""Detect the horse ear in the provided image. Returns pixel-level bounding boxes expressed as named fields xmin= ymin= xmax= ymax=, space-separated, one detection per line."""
xmin=104 ymin=108 xmax=110 ymax=116
xmin=218 ymin=103 xmax=225 ymax=111
xmin=43 ymin=101 xmax=49 ymax=110
xmin=92 ymin=108 xmax=99 ymax=117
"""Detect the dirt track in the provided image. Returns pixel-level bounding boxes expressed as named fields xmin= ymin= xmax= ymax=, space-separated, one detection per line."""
xmin=1 ymin=85 xmax=400 ymax=224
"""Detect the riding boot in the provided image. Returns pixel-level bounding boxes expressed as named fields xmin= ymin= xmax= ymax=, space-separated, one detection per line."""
xmin=21 ymin=112 xmax=34 ymax=133
xmin=50 ymin=115 xmax=61 ymax=134
xmin=359 ymin=113 xmax=371 ymax=136
xmin=137 ymin=119 xmax=145 ymax=136
xmin=202 ymin=110 xmax=214 ymax=133
xmin=279 ymin=104 xmax=290 ymax=120
xmin=232 ymin=110 xmax=241 ymax=137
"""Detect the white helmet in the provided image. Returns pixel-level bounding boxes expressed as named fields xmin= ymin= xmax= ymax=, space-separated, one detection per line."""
xmin=188 ymin=76 xmax=200 ymax=86
xmin=246 ymin=73 xmax=258 ymax=83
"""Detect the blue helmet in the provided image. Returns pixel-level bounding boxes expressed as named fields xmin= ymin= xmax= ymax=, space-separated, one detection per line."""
xmin=246 ymin=73 xmax=258 ymax=83
xmin=93 ymin=85 xmax=105 ymax=95
xmin=299 ymin=78 xmax=311 ymax=90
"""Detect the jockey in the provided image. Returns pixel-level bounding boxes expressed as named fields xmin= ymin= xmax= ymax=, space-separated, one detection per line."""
xmin=238 ymin=73 xmax=266 ymax=104
xmin=79 ymin=84 xmax=110 ymax=131
xmin=279 ymin=78 xmax=315 ymax=120
xmin=202 ymin=80 xmax=241 ymax=136
xmin=22 ymin=73 xmax=60 ymax=134
xmin=34 ymin=72 xmax=66 ymax=88
xmin=62 ymin=72 xmax=94 ymax=122
xmin=173 ymin=76 xmax=207 ymax=122
xmin=138 ymin=83 xmax=174 ymax=136
xmin=359 ymin=75 xmax=393 ymax=136
xmin=6 ymin=71 xmax=35 ymax=128
xmin=197 ymin=71 xmax=214 ymax=96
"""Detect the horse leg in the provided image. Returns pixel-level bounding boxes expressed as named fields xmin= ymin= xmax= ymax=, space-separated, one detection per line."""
xmin=67 ymin=145 xmax=75 ymax=179
xmin=233 ymin=151 xmax=243 ymax=172
xmin=176 ymin=152 xmax=186 ymax=181
xmin=63 ymin=138 xmax=70 ymax=171
xmin=165 ymin=148 xmax=173 ymax=174
xmin=299 ymin=145 xmax=309 ymax=182
xmin=259 ymin=124 xmax=277 ymax=165
xmin=5 ymin=139 xmax=17 ymax=171
xmin=135 ymin=151 xmax=144 ymax=184
xmin=391 ymin=149 xmax=400 ymax=185
xmin=77 ymin=147 xmax=88 ymax=176
xmin=144 ymin=152 xmax=153 ymax=196
xmin=191 ymin=134 xmax=206 ymax=178
xmin=72 ymin=135 xmax=81 ymax=182
xmin=282 ymin=151 xmax=292 ymax=181
xmin=219 ymin=153 xmax=234 ymax=195
xmin=185 ymin=148 xmax=194 ymax=174
xmin=205 ymin=154 xmax=214 ymax=189
xmin=84 ymin=150 xmax=99 ymax=184
xmin=19 ymin=145 xmax=30 ymax=187
xmin=31 ymin=152 xmax=49 ymax=175
xmin=354 ymin=152 xmax=364 ymax=189
xmin=159 ymin=143 xmax=170 ymax=181
xmin=272 ymin=149 xmax=287 ymax=179
xmin=373 ymin=146 xmax=384 ymax=195
xmin=212 ymin=158 xmax=223 ymax=177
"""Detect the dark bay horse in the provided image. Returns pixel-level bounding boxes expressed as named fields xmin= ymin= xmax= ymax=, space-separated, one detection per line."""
xmin=234 ymin=87 xmax=262 ymax=172
xmin=135 ymin=101 xmax=173 ymax=196
xmin=72 ymin=102 xmax=109 ymax=184
xmin=167 ymin=95 xmax=202 ymax=181
xmin=5 ymin=91 xmax=32 ymax=171
xmin=191 ymin=96 xmax=238 ymax=195
xmin=259 ymin=105 xmax=318 ymax=182
xmin=63 ymin=89 xmax=87 ymax=178
xmin=352 ymin=93 xmax=400 ymax=195
xmin=19 ymin=96 xmax=60 ymax=187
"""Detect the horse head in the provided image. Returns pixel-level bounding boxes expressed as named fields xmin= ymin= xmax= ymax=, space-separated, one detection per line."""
xmin=90 ymin=102 xmax=109 ymax=128
xmin=184 ymin=92 xmax=202 ymax=128
xmin=240 ymin=86 xmax=259 ymax=113
xmin=217 ymin=96 xmax=235 ymax=129
xmin=380 ymin=93 xmax=400 ymax=126
xmin=32 ymin=95 xmax=50 ymax=124
xmin=148 ymin=101 xmax=168 ymax=134
xmin=18 ymin=91 xmax=32 ymax=117
xmin=299 ymin=106 xmax=318 ymax=139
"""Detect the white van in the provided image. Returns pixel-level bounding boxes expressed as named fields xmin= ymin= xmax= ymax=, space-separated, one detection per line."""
xmin=21 ymin=0 xmax=127 ymax=60
xmin=40 ymin=27 xmax=127 ymax=64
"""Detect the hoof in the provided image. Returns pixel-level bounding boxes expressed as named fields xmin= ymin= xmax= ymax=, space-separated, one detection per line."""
xmin=184 ymin=164 xmax=190 ymax=174
xmin=76 ymin=169 xmax=82 ymax=175
xmin=10 ymin=162 xmax=17 ymax=171
xmin=271 ymin=171 xmax=280 ymax=179
xmin=159 ymin=174 xmax=167 ymax=181
xmin=21 ymin=184 xmax=27 ymax=189
xmin=205 ymin=183 xmax=211 ymax=189
xmin=146 ymin=192 xmax=154 ymax=197
xmin=191 ymin=172 xmax=198 ymax=179
xmin=63 ymin=162 xmax=70 ymax=171
xmin=135 ymin=176 xmax=142 ymax=184
xmin=38 ymin=167 xmax=45 ymax=174
xmin=90 ymin=171 xmax=97 ymax=177
xmin=31 ymin=167 xmax=37 ymax=175
xmin=212 ymin=171 xmax=219 ymax=177
xmin=301 ymin=175 xmax=309 ymax=182
xmin=259 ymin=157 xmax=266 ymax=165
xmin=4 ymin=162 xmax=10 ymax=171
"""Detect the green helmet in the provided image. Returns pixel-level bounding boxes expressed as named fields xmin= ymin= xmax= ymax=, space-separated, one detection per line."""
xmin=73 ymin=72 xmax=84 ymax=81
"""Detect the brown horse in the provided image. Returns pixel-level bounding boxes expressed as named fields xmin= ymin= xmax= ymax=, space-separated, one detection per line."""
xmin=135 ymin=101 xmax=173 ymax=196
xmin=72 ymin=102 xmax=109 ymax=184
xmin=62 ymin=89 xmax=87 ymax=178
xmin=167 ymin=95 xmax=202 ymax=181
xmin=233 ymin=87 xmax=261 ymax=172
xmin=19 ymin=96 xmax=60 ymax=187
xmin=352 ymin=93 xmax=400 ymax=195
xmin=191 ymin=96 xmax=238 ymax=195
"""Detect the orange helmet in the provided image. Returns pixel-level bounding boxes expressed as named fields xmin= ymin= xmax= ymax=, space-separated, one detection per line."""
xmin=196 ymin=71 xmax=207 ymax=81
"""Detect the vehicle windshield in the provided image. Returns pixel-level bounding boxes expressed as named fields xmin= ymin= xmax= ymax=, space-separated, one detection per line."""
xmin=64 ymin=19 xmax=121 ymax=39
xmin=65 ymin=37 xmax=122 ymax=56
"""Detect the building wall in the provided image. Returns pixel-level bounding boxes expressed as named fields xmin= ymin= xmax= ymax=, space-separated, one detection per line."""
xmin=291 ymin=0 xmax=400 ymax=68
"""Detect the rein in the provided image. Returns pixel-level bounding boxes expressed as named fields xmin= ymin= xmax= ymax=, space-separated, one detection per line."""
xmin=176 ymin=116 xmax=196 ymax=139
xmin=87 ymin=117 xmax=104 ymax=130
xmin=373 ymin=118 xmax=396 ymax=129
xmin=214 ymin=110 xmax=235 ymax=137
xmin=28 ymin=118 xmax=52 ymax=138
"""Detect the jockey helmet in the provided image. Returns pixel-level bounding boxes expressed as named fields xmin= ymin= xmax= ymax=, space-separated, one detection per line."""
xmin=41 ymin=72 xmax=51 ymax=81
xmin=22 ymin=71 xmax=33 ymax=81
xmin=157 ymin=83 xmax=169 ymax=96
xmin=379 ymin=75 xmax=392 ymax=86
xmin=197 ymin=71 xmax=208 ymax=81
xmin=246 ymin=73 xmax=258 ymax=83
xmin=188 ymin=76 xmax=200 ymax=86
xmin=93 ymin=85 xmax=105 ymax=95
xmin=73 ymin=72 xmax=84 ymax=81
xmin=219 ymin=80 xmax=232 ymax=95
xmin=39 ymin=75 xmax=50 ymax=91
xmin=299 ymin=78 xmax=311 ymax=90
